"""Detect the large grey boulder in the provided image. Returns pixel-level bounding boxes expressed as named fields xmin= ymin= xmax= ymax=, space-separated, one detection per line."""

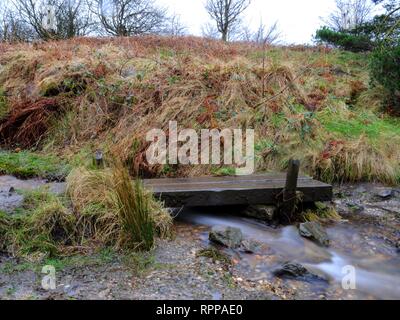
xmin=299 ymin=222 xmax=330 ymax=247
xmin=209 ymin=226 xmax=243 ymax=249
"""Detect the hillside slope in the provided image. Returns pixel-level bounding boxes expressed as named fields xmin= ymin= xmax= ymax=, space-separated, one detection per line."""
xmin=0 ymin=36 xmax=399 ymax=183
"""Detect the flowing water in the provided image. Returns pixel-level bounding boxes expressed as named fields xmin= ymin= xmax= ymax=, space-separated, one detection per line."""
xmin=176 ymin=208 xmax=400 ymax=300
xmin=1 ymin=175 xmax=399 ymax=300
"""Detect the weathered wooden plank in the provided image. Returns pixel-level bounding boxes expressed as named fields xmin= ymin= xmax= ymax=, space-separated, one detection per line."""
xmin=150 ymin=186 xmax=332 ymax=207
xmin=144 ymin=173 xmax=313 ymax=186
xmin=147 ymin=180 xmax=329 ymax=193
xmin=144 ymin=174 xmax=332 ymax=208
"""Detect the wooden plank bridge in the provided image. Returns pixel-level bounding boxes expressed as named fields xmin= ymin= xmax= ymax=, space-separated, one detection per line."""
xmin=143 ymin=163 xmax=332 ymax=209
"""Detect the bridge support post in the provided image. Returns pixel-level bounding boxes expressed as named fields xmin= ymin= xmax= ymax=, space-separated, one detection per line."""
xmin=94 ymin=150 xmax=104 ymax=168
xmin=281 ymin=159 xmax=300 ymax=223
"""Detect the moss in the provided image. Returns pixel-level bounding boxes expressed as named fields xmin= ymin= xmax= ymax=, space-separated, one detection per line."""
xmin=0 ymin=151 xmax=70 ymax=179
xmin=197 ymin=247 xmax=232 ymax=265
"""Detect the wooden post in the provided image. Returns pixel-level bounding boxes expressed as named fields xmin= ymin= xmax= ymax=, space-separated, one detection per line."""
xmin=281 ymin=159 xmax=300 ymax=223
xmin=94 ymin=150 xmax=104 ymax=168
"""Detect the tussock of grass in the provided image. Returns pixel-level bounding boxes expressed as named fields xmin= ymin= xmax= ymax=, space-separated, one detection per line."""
xmin=2 ymin=189 xmax=75 ymax=257
xmin=0 ymin=165 xmax=171 ymax=258
xmin=67 ymin=165 xmax=172 ymax=249
xmin=310 ymin=136 xmax=399 ymax=184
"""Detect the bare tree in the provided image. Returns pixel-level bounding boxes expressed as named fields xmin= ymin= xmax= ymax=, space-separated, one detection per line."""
xmin=205 ymin=0 xmax=251 ymax=41
xmin=0 ymin=2 xmax=33 ymax=42
xmin=57 ymin=0 xmax=94 ymax=38
xmin=12 ymin=0 xmax=93 ymax=40
xmin=162 ymin=13 xmax=187 ymax=36
xmin=241 ymin=20 xmax=282 ymax=44
xmin=325 ymin=0 xmax=375 ymax=31
xmin=90 ymin=0 xmax=167 ymax=36
xmin=201 ymin=22 xmax=220 ymax=39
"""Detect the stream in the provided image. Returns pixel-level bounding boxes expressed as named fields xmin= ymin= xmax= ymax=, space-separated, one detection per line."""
xmin=1 ymin=175 xmax=400 ymax=300
xmin=176 ymin=202 xmax=400 ymax=300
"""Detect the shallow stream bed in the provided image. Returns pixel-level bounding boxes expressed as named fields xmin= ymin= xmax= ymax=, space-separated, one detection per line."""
xmin=0 ymin=176 xmax=399 ymax=300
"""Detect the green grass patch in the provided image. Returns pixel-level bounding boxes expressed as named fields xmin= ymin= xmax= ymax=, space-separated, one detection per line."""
xmin=0 ymin=151 xmax=70 ymax=179
xmin=211 ymin=167 xmax=236 ymax=176
xmin=42 ymin=248 xmax=118 ymax=271
xmin=317 ymin=108 xmax=400 ymax=142
xmin=0 ymin=260 xmax=36 ymax=274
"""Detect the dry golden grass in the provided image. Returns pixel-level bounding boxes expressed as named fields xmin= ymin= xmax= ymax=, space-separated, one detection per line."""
xmin=0 ymin=36 xmax=399 ymax=184
xmin=67 ymin=165 xmax=172 ymax=249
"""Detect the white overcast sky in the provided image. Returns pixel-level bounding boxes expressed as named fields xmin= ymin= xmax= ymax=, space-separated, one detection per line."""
xmin=159 ymin=0 xmax=339 ymax=44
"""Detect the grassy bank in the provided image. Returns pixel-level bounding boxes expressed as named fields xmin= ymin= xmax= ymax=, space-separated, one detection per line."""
xmin=0 ymin=36 xmax=399 ymax=183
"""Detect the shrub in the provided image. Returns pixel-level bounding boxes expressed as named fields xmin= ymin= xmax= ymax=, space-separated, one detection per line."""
xmin=315 ymin=27 xmax=373 ymax=52
xmin=370 ymin=43 xmax=400 ymax=114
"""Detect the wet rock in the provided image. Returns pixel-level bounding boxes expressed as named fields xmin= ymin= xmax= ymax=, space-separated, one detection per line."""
xmin=376 ymin=189 xmax=393 ymax=200
xmin=240 ymin=239 xmax=261 ymax=254
xmin=273 ymin=262 xmax=327 ymax=283
xmin=273 ymin=262 xmax=309 ymax=278
xmin=243 ymin=205 xmax=276 ymax=221
xmin=209 ymin=226 xmax=243 ymax=249
xmin=299 ymin=222 xmax=330 ymax=247
xmin=372 ymin=187 xmax=395 ymax=200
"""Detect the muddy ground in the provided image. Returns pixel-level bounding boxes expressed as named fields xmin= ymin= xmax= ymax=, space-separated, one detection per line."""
xmin=0 ymin=176 xmax=399 ymax=300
